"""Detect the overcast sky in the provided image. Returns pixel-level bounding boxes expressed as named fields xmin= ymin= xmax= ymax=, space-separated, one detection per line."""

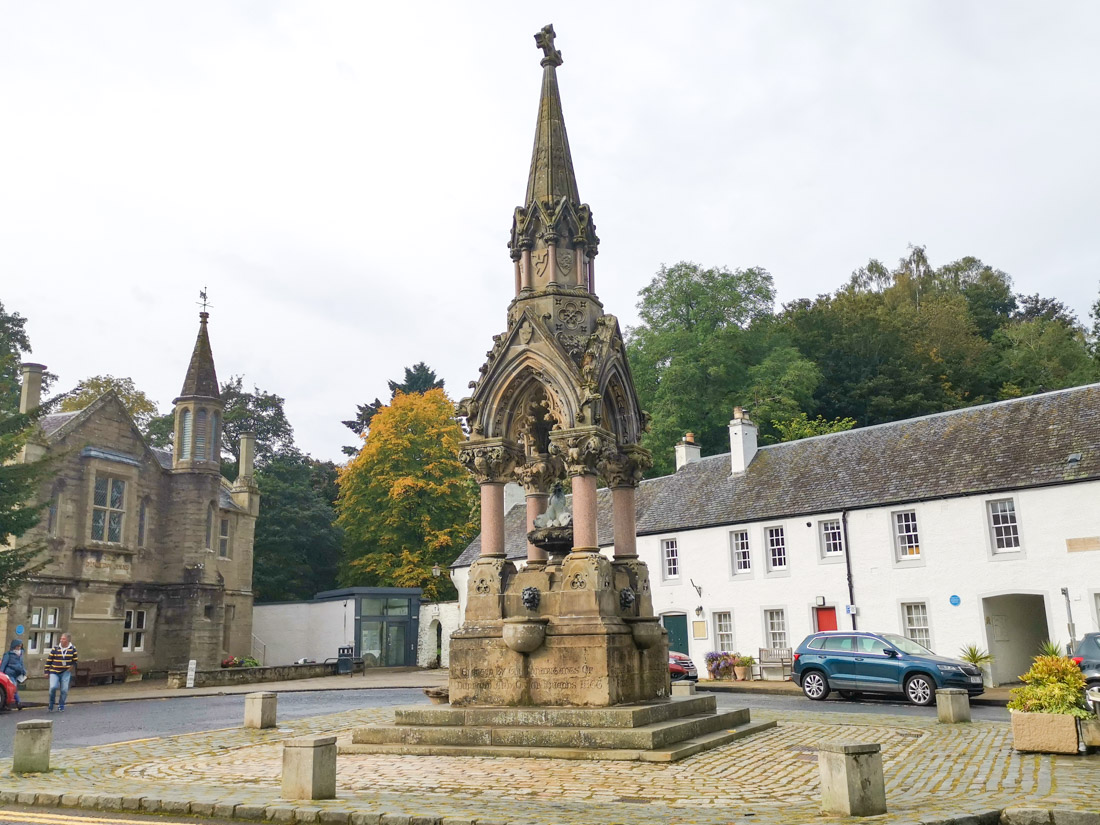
xmin=3 ymin=2 xmax=1098 ymax=463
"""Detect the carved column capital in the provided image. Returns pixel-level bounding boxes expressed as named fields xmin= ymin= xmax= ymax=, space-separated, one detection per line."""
xmin=600 ymin=444 xmax=653 ymax=489
xmin=515 ymin=454 xmax=563 ymax=494
xmin=459 ymin=439 xmax=524 ymax=484
xmin=548 ymin=427 xmax=615 ymax=477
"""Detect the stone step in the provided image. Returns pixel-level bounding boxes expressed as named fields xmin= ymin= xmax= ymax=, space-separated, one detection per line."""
xmin=392 ymin=694 xmax=718 ymax=729
xmin=340 ymin=719 xmax=777 ymax=763
xmin=353 ymin=707 xmax=749 ymax=750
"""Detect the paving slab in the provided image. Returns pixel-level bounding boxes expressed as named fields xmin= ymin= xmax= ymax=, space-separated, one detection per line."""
xmin=1 ymin=702 xmax=1095 ymax=825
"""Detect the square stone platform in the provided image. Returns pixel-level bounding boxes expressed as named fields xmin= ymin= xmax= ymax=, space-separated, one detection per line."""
xmin=343 ymin=694 xmax=775 ymax=762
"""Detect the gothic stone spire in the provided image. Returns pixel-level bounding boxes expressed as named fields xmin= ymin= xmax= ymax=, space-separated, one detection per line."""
xmin=509 ymin=25 xmax=599 ymax=290
xmin=179 ymin=311 xmax=220 ymax=399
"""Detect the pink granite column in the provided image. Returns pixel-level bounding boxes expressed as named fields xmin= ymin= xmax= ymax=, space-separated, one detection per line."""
xmin=514 ymin=259 xmax=522 ymax=295
xmin=588 ymin=256 xmax=595 ymax=295
xmin=526 ymin=492 xmax=548 ymax=563
xmin=612 ymin=485 xmax=637 ymax=558
xmin=480 ymin=482 xmax=505 ymax=558
xmin=571 ymin=473 xmax=598 ymax=551
xmin=521 ymin=249 xmax=533 ymax=290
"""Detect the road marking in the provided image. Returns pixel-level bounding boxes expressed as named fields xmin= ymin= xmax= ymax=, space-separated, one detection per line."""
xmin=0 ymin=812 xmax=152 ymax=825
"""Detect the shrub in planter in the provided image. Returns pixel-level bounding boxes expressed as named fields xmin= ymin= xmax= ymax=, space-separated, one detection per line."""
xmin=704 ymin=651 xmax=737 ymax=680
xmin=734 ymin=655 xmax=755 ymax=681
xmin=1007 ymin=655 xmax=1090 ymax=754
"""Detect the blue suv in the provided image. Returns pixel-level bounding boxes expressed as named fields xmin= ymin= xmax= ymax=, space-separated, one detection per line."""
xmin=792 ymin=631 xmax=984 ymax=706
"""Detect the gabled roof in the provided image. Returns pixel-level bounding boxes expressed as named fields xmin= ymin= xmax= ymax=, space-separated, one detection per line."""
xmin=40 ymin=392 xmax=172 ymax=473
xmin=452 ymin=383 xmax=1100 ymax=568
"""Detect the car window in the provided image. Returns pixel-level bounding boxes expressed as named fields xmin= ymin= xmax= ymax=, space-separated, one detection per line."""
xmin=822 ymin=636 xmax=854 ymax=652
xmin=1076 ymin=635 xmax=1100 ymax=657
xmin=857 ymin=637 xmax=889 ymax=655
xmin=807 ymin=637 xmax=826 ymax=650
xmin=882 ymin=633 xmax=934 ymax=655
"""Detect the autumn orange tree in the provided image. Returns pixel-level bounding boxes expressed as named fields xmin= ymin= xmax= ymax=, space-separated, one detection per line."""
xmin=337 ymin=388 xmax=476 ymax=600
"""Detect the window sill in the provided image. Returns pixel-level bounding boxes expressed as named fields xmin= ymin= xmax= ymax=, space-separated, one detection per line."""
xmin=764 ymin=569 xmax=791 ymax=578
xmin=818 ymin=554 xmax=845 ymax=565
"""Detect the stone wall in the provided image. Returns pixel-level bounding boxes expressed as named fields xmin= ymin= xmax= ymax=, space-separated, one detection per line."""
xmin=165 ymin=660 xmax=351 ymax=688
xmin=417 ymin=601 xmax=460 ymax=668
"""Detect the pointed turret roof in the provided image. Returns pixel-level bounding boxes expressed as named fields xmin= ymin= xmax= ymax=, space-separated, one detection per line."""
xmin=179 ymin=312 xmax=220 ymax=399
xmin=509 ymin=25 xmax=599 ymax=259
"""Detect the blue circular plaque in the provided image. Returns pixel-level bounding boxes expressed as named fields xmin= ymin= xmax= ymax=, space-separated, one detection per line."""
xmin=949 ymin=595 xmax=961 ymax=607
xmin=15 ymin=624 xmax=24 ymax=635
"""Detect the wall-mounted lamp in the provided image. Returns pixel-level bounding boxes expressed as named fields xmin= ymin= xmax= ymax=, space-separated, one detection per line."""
xmin=815 ymin=596 xmax=826 ymax=607
xmin=431 ymin=563 xmax=442 ymax=578
xmin=695 ymin=605 xmax=704 ymax=616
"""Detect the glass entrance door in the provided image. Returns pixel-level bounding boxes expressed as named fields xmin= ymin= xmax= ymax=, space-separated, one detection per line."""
xmin=358 ymin=593 xmax=416 ymax=667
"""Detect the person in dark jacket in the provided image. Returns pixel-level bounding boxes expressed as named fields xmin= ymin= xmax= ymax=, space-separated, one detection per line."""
xmin=44 ymin=633 xmax=78 ymax=712
xmin=0 ymin=639 xmax=27 ymax=710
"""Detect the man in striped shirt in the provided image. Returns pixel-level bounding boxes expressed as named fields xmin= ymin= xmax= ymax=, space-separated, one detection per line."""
xmin=45 ymin=633 xmax=78 ymax=712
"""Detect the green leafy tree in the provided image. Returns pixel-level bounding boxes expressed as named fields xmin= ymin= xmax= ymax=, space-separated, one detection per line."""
xmin=771 ymin=413 xmax=858 ymax=443
xmin=59 ymin=375 xmax=159 ymax=430
xmin=220 ymin=376 xmax=295 ymax=469
xmin=253 ymin=451 xmax=343 ymax=601
xmin=993 ymin=319 xmax=1098 ymax=398
xmin=0 ymin=406 xmax=53 ymax=608
xmin=627 ymin=262 xmax=778 ymax=474
xmin=0 ymin=301 xmax=55 ymax=416
xmin=143 ymin=412 xmax=175 ymax=450
xmin=342 ymin=362 xmax=445 ymax=455
xmin=337 ymin=388 xmax=475 ymax=600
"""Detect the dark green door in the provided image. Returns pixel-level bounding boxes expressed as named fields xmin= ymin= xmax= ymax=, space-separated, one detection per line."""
xmin=662 ymin=614 xmax=689 ymax=654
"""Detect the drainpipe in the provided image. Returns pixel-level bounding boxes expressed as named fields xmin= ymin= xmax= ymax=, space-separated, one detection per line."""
xmin=842 ymin=510 xmax=857 ymax=630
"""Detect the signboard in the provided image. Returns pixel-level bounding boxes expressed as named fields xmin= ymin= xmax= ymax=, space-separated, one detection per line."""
xmin=949 ymin=595 xmax=961 ymax=606
xmin=844 ymin=604 xmax=858 ymax=615
xmin=692 ymin=621 xmax=708 ymax=640
xmin=15 ymin=625 xmax=24 ymax=636
xmin=186 ymin=659 xmax=197 ymax=688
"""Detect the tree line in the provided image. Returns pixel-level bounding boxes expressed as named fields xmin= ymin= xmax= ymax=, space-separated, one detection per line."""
xmin=3 ymin=246 xmax=1098 ymax=602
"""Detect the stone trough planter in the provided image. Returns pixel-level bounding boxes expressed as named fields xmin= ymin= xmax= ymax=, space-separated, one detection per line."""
xmin=1010 ymin=710 xmax=1080 ymax=755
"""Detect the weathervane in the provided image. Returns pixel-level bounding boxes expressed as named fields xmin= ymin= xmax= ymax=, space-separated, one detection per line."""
xmin=197 ymin=287 xmax=212 ymax=314
xmin=535 ymin=24 xmax=562 ymax=68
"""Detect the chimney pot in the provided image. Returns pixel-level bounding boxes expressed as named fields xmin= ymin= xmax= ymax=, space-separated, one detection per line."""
xmin=733 ymin=406 xmax=744 ymax=420
xmin=685 ymin=432 xmax=695 ymax=444
xmin=19 ymin=363 xmax=46 ymax=414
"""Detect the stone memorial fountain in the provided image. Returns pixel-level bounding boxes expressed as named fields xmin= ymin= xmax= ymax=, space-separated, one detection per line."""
xmin=348 ymin=25 xmax=772 ymax=760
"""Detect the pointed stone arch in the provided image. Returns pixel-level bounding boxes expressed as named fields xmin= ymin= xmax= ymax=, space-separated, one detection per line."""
xmin=478 ymin=352 xmax=582 ymax=441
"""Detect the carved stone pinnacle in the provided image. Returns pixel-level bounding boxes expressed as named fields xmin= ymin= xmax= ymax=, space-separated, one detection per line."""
xmin=535 ymin=24 xmax=563 ymax=68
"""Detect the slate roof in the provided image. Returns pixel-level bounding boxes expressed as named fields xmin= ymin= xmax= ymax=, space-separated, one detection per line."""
xmin=452 ymin=383 xmax=1100 ymax=569
xmin=41 ymin=411 xmax=79 ymax=437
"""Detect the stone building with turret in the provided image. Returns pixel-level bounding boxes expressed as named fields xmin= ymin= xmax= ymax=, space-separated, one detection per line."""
xmin=1 ymin=312 xmax=259 ymax=683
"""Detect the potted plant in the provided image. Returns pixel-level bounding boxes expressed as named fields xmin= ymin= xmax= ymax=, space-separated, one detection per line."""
xmin=125 ymin=663 xmax=142 ymax=683
xmin=1038 ymin=639 xmax=1067 ymax=657
xmin=958 ymin=644 xmax=995 ymax=687
xmin=703 ymin=652 xmax=736 ymax=680
xmin=734 ymin=654 xmax=754 ymax=681
xmin=1007 ymin=654 xmax=1091 ymax=754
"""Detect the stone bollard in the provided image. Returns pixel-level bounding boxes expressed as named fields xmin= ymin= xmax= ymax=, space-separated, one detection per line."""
xmin=244 ymin=691 xmax=278 ymax=729
xmin=13 ymin=720 xmax=53 ymax=773
xmin=671 ymin=681 xmax=696 ymax=697
xmin=936 ymin=688 xmax=971 ymax=723
xmin=816 ymin=742 xmax=886 ymax=817
xmin=282 ymin=735 xmax=337 ymax=800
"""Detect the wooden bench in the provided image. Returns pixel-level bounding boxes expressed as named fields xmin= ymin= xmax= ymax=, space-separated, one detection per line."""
xmin=75 ymin=658 xmax=127 ymax=687
xmin=756 ymin=647 xmax=794 ymax=680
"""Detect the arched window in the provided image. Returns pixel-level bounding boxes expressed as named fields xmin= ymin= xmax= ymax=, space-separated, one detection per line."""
xmin=205 ymin=503 xmax=215 ymax=549
xmin=210 ymin=412 xmax=221 ymax=462
xmin=195 ymin=409 xmax=208 ymax=460
xmin=180 ymin=409 xmax=192 ymax=460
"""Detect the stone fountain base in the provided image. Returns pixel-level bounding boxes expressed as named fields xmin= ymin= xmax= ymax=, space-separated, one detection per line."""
xmin=344 ymin=694 xmax=775 ymax=762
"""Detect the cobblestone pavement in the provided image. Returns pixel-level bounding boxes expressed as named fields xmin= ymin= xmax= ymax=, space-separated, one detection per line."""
xmin=2 ymin=705 xmax=1097 ymax=825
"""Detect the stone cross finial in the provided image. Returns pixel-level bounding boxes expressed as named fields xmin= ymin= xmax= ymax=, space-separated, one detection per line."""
xmin=535 ymin=24 xmax=562 ymax=67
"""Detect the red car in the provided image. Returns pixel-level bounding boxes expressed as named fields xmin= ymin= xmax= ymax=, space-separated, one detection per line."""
xmin=669 ymin=651 xmax=699 ymax=682
xmin=0 ymin=672 xmax=15 ymax=711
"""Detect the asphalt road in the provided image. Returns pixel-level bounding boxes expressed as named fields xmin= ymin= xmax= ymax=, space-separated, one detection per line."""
xmin=0 ymin=688 xmax=422 ymax=759
xmin=0 ymin=685 xmax=1009 ymax=759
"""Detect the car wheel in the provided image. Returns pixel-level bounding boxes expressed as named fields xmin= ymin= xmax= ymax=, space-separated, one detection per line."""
xmin=838 ymin=690 xmax=861 ymax=700
xmin=905 ymin=674 xmax=935 ymax=706
xmin=801 ymin=670 xmax=830 ymax=701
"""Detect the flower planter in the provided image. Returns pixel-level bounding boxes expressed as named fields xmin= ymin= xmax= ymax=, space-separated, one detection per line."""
xmin=125 ymin=674 xmax=143 ymax=683
xmin=1080 ymin=718 xmax=1100 ymax=748
xmin=734 ymin=666 xmax=750 ymax=681
xmin=1010 ymin=710 xmax=1080 ymax=754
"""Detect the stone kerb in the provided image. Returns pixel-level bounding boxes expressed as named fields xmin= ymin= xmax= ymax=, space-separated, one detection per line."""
xmin=13 ymin=720 xmax=53 ymax=773
xmin=936 ymin=688 xmax=972 ymax=723
xmin=816 ymin=741 xmax=887 ymax=817
xmin=281 ymin=735 xmax=337 ymax=801
xmin=244 ymin=692 xmax=277 ymax=729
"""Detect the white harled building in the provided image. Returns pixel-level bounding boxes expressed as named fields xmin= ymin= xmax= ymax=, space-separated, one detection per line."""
xmin=452 ymin=384 xmax=1100 ymax=685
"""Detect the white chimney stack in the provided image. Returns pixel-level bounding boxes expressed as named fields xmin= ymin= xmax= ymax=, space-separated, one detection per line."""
xmin=19 ymin=363 xmax=46 ymax=414
xmin=729 ymin=407 xmax=758 ymax=474
xmin=674 ymin=432 xmax=702 ymax=470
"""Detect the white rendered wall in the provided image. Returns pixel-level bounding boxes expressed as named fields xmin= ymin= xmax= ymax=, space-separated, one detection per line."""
xmin=417 ymin=601 xmax=461 ymax=667
xmin=252 ymin=600 xmax=354 ymax=665
xmin=632 ymin=480 xmax=1100 ymax=683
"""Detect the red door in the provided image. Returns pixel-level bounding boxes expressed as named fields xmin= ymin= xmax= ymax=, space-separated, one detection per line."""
xmin=815 ymin=607 xmax=838 ymax=631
